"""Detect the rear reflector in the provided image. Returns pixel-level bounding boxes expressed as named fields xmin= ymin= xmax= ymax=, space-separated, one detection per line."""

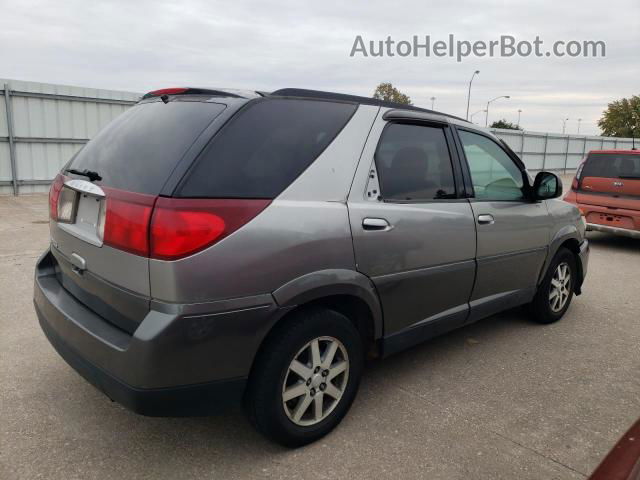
xmin=101 ymin=188 xmax=156 ymax=257
xmin=149 ymin=198 xmax=271 ymax=260
xmin=49 ymin=174 xmax=65 ymax=220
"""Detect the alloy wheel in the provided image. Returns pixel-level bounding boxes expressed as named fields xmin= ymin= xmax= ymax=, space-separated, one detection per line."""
xmin=549 ymin=262 xmax=571 ymax=313
xmin=282 ymin=336 xmax=349 ymax=427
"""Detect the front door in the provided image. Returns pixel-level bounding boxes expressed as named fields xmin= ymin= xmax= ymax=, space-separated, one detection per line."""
xmin=456 ymin=128 xmax=552 ymax=322
xmin=348 ymin=118 xmax=477 ymax=349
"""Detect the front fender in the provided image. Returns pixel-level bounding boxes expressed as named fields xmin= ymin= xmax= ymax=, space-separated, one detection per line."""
xmin=538 ymin=224 xmax=582 ymax=285
xmin=272 ymin=269 xmax=383 ymax=339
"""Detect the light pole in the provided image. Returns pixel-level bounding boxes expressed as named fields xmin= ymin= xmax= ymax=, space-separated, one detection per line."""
xmin=465 ymin=70 xmax=480 ymax=120
xmin=470 ymin=109 xmax=486 ymax=124
xmin=485 ymin=95 xmax=510 ymax=127
xmin=577 ymin=118 xmax=582 ymax=134
xmin=430 ymin=97 xmax=436 ymax=110
xmin=517 ymin=109 xmax=522 ymax=127
xmin=562 ymin=117 xmax=569 ymax=134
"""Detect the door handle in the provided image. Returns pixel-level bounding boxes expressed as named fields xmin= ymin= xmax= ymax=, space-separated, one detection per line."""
xmin=362 ymin=218 xmax=392 ymax=231
xmin=477 ymin=214 xmax=495 ymax=225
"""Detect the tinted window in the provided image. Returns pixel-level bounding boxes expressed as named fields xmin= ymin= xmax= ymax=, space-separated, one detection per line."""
xmin=375 ymin=123 xmax=456 ymax=201
xmin=582 ymin=154 xmax=640 ymax=179
xmin=177 ymin=99 xmax=357 ymax=198
xmin=459 ymin=130 xmax=524 ymax=201
xmin=67 ymin=100 xmax=226 ymax=194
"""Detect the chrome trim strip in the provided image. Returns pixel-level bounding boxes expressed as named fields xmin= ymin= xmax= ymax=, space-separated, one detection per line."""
xmin=64 ymin=179 xmax=105 ymax=197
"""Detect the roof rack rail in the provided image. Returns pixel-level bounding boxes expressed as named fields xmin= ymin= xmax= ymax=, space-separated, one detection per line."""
xmin=270 ymin=88 xmax=469 ymax=123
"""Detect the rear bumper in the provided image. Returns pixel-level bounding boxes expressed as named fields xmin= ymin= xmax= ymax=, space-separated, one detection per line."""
xmin=34 ymin=249 xmax=285 ymax=416
xmin=37 ymin=312 xmax=246 ymax=416
xmin=586 ymin=223 xmax=640 ymax=239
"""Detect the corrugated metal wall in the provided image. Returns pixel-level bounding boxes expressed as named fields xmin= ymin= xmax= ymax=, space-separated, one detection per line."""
xmin=1 ymin=78 xmax=637 ymax=195
xmin=0 ymin=78 xmax=139 ymax=194
xmin=490 ymin=128 xmax=637 ymax=172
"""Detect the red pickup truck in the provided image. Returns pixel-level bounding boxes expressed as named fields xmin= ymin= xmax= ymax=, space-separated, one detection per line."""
xmin=564 ymin=150 xmax=640 ymax=239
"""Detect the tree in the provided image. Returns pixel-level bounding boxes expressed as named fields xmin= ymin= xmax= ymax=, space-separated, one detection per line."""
xmin=490 ymin=119 xmax=521 ymax=130
xmin=598 ymin=95 xmax=640 ymax=137
xmin=372 ymin=82 xmax=412 ymax=105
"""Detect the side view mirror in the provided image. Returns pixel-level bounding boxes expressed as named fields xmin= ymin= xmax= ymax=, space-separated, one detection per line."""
xmin=532 ymin=171 xmax=563 ymax=200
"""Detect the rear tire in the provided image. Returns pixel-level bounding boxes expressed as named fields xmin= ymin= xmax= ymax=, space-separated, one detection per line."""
xmin=529 ymin=247 xmax=576 ymax=324
xmin=244 ymin=307 xmax=364 ymax=447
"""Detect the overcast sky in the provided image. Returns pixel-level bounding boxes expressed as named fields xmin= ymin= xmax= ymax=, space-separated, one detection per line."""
xmin=1 ymin=0 xmax=638 ymax=135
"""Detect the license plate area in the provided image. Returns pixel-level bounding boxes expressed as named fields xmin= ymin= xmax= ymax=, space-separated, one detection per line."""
xmin=57 ymin=180 xmax=106 ymax=247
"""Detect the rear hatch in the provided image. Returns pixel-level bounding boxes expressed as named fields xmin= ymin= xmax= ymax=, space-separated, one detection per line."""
xmin=48 ymin=96 xmax=228 ymax=333
xmin=577 ymin=152 xmax=640 ymax=208
xmin=576 ymin=152 xmax=640 ymax=229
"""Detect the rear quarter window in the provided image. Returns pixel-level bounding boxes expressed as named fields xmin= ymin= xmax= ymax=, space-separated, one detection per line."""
xmin=176 ymin=98 xmax=357 ymax=198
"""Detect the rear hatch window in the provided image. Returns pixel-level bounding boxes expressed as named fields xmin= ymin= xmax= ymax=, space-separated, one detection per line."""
xmin=67 ymin=99 xmax=227 ymax=194
xmin=176 ymin=98 xmax=357 ymax=198
xmin=582 ymin=153 xmax=640 ymax=180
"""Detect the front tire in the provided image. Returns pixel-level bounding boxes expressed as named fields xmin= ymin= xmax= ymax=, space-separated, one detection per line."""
xmin=529 ymin=247 xmax=576 ymax=324
xmin=244 ymin=307 xmax=364 ymax=447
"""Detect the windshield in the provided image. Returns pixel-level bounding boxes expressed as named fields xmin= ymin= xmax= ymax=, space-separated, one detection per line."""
xmin=66 ymin=100 xmax=227 ymax=194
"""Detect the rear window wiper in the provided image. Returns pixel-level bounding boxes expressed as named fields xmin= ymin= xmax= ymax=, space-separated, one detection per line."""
xmin=65 ymin=168 xmax=102 ymax=182
xmin=619 ymin=175 xmax=640 ymax=179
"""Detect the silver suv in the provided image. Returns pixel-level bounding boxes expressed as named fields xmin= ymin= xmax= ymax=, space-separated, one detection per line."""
xmin=34 ymin=87 xmax=589 ymax=446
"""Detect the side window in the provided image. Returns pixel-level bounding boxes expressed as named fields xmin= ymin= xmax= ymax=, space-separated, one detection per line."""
xmin=375 ymin=123 xmax=456 ymax=201
xmin=177 ymin=99 xmax=357 ymax=199
xmin=458 ymin=130 xmax=525 ymax=201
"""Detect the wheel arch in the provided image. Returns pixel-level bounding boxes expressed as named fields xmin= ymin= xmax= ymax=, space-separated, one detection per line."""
xmin=271 ymin=269 xmax=383 ymax=339
xmin=244 ymin=270 xmax=383 ymax=393
xmin=538 ymin=226 xmax=584 ymax=293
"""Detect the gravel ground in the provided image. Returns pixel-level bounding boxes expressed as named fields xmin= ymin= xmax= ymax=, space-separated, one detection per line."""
xmin=1 ymin=191 xmax=638 ymax=480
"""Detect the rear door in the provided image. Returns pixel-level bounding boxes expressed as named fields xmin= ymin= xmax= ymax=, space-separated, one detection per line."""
xmin=455 ymin=128 xmax=552 ymax=322
xmin=348 ymin=116 xmax=476 ymax=345
xmin=50 ymin=98 xmax=228 ymax=332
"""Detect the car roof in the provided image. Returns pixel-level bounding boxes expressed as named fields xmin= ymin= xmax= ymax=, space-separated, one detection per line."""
xmin=270 ymin=88 xmax=469 ymax=123
xmin=141 ymin=86 xmax=471 ymax=124
xmin=589 ymin=149 xmax=640 ymax=155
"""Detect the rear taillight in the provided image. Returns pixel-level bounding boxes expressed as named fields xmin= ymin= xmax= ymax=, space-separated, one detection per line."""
xmin=149 ymin=198 xmax=271 ymax=260
xmin=573 ymin=161 xmax=586 ymax=190
xmin=101 ymin=188 xmax=156 ymax=256
xmin=97 ymin=189 xmax=269 ymax=260
xmin=49 ymin=174 xmax=65 ymax=220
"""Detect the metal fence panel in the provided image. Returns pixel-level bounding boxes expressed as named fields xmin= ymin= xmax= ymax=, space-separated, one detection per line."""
xmin=0 ymin=78 xmax=139 ymax=195
xmin=490 ymin=128 xmax=637 ymax=173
